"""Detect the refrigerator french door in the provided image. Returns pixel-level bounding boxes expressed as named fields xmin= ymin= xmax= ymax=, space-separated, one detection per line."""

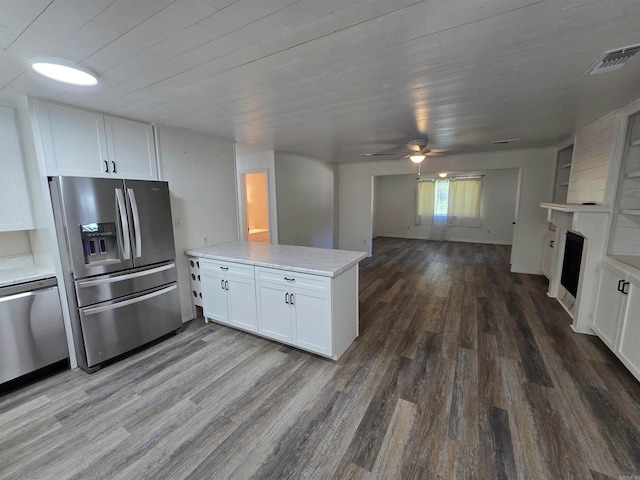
xmin=50 ymin=176 xmax=181 ymax=372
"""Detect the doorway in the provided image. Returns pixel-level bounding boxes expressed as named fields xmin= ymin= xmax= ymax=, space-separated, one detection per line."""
xmin=242 ymin=172 xmax=270 ymax=243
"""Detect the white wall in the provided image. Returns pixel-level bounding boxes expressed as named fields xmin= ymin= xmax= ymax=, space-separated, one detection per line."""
xmin=339 ymin=149 xmax=556 ymax=274
xmin=374 ymin=169 xmax=519 ymax=244
xmin=157 ymin=125 xmax=238 ymax=322
xmin=274 ymin=152 xmax=335 ymax=249
xmin=235 ymin=146 xmax=278 ymax=244
xmin=0 ymin=231 xmax=32 ymax=257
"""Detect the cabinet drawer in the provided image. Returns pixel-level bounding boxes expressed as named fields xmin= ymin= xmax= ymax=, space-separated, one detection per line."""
xmin=200 ymin=259 xmax=254 ymax=278
xmin=255 ymin=266 xmax=330 ymax=292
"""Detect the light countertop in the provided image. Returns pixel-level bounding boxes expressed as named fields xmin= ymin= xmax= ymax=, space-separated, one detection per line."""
xmin=0 ymin=255 xmax=56 ymax=288
xmin=185 ymin=242 xmax=368 ymax=277
xmin=608 ymin=255 xmax=640 ymax=274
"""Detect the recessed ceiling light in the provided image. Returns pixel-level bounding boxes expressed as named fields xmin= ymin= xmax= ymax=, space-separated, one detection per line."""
xmin=410 ymin=154 xmax=426 ymax=163
xmin=30 ymin=58 xmax=98 ymax=86
xmin=491 ymin=138 xmax=519 ymax=145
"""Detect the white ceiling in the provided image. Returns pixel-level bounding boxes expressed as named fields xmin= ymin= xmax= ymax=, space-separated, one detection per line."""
xmin=1 ymin=0 xmax=640 ymax=163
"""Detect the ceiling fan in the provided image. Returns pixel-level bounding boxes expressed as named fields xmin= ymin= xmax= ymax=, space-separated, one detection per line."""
xmin=359 ymin=137 xmax=448 ymax=163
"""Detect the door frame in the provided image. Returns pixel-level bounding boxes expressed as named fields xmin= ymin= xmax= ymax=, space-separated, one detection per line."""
xmin=238 ymin=168 xmax=271 ymax=242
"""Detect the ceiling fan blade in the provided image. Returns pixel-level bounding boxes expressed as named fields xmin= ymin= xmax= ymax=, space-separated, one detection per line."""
xmin=360 ymin=152 xmax=407 ymax=156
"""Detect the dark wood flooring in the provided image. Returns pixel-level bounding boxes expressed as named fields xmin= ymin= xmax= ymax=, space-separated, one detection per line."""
xmin=2 ymin=237 xmax=640 ymax=479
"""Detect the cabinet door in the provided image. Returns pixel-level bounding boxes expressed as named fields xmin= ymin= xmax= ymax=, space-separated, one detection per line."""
xmin=37 ymin=101 xmax=110 ymax=177
xmin=227 ymin=274 xmax=257 ymax=332
xmin=592 ymin=261 xmax=626 ymax=349
xmin=617 ymin=274 xmax=640 ymax=381
xmin=292 ymin=287 xmax=332 ymax=356
xmin=256 ymin=282 xmax=292 ymax=342
xmin=105 ymin=116 xmax=158 ymax=180
xmin=201 ymin=269 xmax=228 ymax=324
xmin=0 ymin=106 xmax=33 ymax=231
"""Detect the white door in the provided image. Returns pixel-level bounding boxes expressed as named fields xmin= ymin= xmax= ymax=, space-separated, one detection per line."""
xmin=37 ymin=101 xmax=110 ymax=178
xmin=616 ymin=274 xmax=640 ymax=381
xmin=104 ymin=116 xmax=158 ymax=180
xmin=201 ymin=270 xmax=229 ymax=324
xmin=292 ymin=287 xmax=332 ymax=356
xmin=256 ymin=282 xmax=292 ymax=342
xmin=592 ymin=261 xmax=626 ymax=350
xmin=227 ymin=274 xmax=258 ymax=332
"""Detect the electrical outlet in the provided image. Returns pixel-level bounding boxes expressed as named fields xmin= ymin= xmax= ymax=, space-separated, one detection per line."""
xmin=202 ymin=236 xmax=208 ymax=245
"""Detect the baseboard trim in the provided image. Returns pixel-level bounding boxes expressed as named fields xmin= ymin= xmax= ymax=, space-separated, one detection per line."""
xmin=374 ymin=234 xmax=511 ymax=246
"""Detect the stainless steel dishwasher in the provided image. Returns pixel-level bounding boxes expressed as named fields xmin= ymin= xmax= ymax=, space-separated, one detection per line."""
xmin=0 ymin=277 xmax=69 ymax=384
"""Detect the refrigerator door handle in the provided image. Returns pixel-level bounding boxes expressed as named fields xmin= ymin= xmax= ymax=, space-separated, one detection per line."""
xmin=115 ymin=188 xmax=131 ymax=260
xmin=77 ymin=263 xmax=176 ymax=288
xmin=83 ymin=284 xmax=177 ymax=316
xmin=127 ymin=188 xmax=142 ymax=258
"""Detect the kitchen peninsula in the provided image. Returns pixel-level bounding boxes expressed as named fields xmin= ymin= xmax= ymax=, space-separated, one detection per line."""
xmin=185 ymin=242 xmax=367 ymax=360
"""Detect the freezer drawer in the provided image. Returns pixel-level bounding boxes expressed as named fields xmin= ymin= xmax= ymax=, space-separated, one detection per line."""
xmin=75 ymin=261 xmax=177 ymax=307
xmin=79 ymin=283 xmax=181 ymax=367
xmin=0 ymin=285 xmax=68 ymax=384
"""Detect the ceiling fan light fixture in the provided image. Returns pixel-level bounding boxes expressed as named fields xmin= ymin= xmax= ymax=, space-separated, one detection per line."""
xmin=30 ymin=58 xmax=98 ymax=86
xmin=410 ymin=154 xmax=426 ymax=163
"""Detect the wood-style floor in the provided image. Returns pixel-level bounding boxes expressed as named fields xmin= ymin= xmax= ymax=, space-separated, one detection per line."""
xmin=2 ymin=237 xmax=640 ymax=479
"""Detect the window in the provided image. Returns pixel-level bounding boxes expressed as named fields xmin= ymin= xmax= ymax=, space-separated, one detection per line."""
xmin=415 ymin=177 xmax=482 ymax=227
xmin=434 ymin=179 xmax=449 ymax=217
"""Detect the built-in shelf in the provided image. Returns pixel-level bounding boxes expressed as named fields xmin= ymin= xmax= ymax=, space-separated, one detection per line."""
xmin=540 ymin=202 xmax=610 ymax=213
xmin=558 ymin=181 xmax=570 ymax=186
xmin=631 ymin=138 xmax=640 ymax=147
xmin=626 ymin=171 xmax=640 ymax=178
xmin=560 ymin=162 xmax=572 ymax=169
xmin=620 ymin=209 xmax=640 ymax=216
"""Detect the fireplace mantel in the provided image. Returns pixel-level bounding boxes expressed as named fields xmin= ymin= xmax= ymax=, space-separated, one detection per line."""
xmin=540 ymin=203 xmax=611 ymax=334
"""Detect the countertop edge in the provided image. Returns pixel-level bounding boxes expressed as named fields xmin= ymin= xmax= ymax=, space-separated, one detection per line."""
xmin=0 ymin=268 xmax=57 ymax=289
xmin=184 ymin=248 xmax=368 ymax=278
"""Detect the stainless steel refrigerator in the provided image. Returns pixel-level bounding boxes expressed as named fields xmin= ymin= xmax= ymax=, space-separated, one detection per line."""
xmin=50 ymin=176 xmax=182 ymax=372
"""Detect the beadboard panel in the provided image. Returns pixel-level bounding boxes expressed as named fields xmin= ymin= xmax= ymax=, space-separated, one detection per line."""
xmin=567 ymin=114 xmax=617 ymax=205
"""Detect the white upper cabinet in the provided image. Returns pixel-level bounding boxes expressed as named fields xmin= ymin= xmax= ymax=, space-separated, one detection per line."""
xmin=36 ymin=100 xmax=158 ymax=180
xmin=104 ymin=116 xmax=157 ymax=180
xmin=0 ymin=106 xmax=33 ymax=231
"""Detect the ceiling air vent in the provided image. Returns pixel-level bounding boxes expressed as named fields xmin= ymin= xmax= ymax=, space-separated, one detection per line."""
xmin=587 ymin=44 xmax=640 ymax=75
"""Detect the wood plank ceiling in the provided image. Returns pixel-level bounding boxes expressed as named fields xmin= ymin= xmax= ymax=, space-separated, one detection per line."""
xmin=1 ymin=0 xmax=640 ymax=162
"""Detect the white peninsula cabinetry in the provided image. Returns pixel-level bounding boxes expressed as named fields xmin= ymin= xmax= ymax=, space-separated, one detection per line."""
xmin=593 ymin=256 xmax=640 ymax=382
xmin=186 ymin=242 xmax=367 ymax=360
xmin=36 ymin=100 xmax=158 ymax=180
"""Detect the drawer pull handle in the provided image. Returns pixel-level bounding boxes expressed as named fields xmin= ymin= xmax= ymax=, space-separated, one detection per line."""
xmin=618 ymin=279 xmax=625 ymax=292
xmin=285 ymin=293 xmax=289 ymax=304
xmin=622 ymin=281 xmax=630 ymax=295
xmin=220 ymin=266 xmax=229 ymax=271
xmin=225 ymin=280 xmax=229 ymax=291
xmin=284 ymin=277 xmax=295 ymax=282
xmin=221 ymin=279 xmax=225 ymax=290
xmin=289 ymin=293 xmax=294 ymax=305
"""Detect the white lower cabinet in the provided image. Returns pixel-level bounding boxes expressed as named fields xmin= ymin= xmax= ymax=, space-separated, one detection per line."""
xmin=201 ymin=260 xmax=257 ymax=333
xmin=256 ymin=267 xmax=332 ymax=356
xmin=593 ymin=257 xmax=640 ymax=381
xmin=198 ymin=257 xmax=359 ymax=360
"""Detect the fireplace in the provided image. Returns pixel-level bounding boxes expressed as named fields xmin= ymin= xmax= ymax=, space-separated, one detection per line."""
xmin=560 ymin=231 xmax=584 ymax=297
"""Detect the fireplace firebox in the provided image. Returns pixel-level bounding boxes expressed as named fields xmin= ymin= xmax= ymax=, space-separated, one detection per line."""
xmin=561 ymin=231 xmax=585 ymax=297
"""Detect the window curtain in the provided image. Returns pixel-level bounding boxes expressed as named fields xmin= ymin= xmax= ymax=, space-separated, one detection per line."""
xmin=447 ymin=178 xmax=482 ymax=227
xmin=415 ymin=180 xmax=435 ymax=225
